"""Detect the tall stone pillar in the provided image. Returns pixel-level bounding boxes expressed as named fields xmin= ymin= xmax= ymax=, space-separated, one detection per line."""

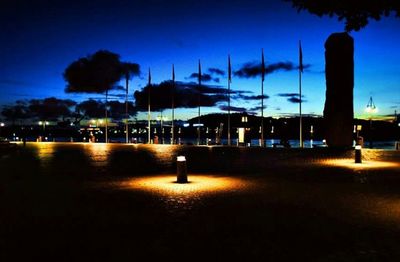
xmin=323 ymin=32 xmax=354 ymax=148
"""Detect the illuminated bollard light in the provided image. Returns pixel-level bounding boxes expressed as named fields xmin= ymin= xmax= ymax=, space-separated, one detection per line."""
xmin=177 ymin=156 xmax=188 ymax=183
xmin=355 ymin=145 xmax=362 ymax=163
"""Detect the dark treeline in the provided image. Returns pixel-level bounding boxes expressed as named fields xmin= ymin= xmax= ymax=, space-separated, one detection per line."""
xmin=1 ymin=97 xmax=136 ymax=125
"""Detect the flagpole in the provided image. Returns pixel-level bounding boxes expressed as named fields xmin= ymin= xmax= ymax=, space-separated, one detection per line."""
xmin=148 ymin=68 xmax=151 ymax=144
xmin=228 ymin=55 xmax=231 ymax=146
xmin=125 ymin=76 xmax=129 ymax=143
xmin=261 ymin=48 xmax=265 ymax=147
xmin=198 ymin=60 xmax=201 ymax=146
xmin=105 ymin=89 xmax=108 ymax=143
xmin=299 ymin=41 xmax=303 ymax=148
xmin=171 ymin=64 xmax=175 ymax=145
xmin=299 ymin=66 xmax=303 ymax=148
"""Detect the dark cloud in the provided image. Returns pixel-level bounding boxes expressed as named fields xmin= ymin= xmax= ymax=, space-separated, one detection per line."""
xmin=187 ymin=73 xmax=220 ymax=83
xmin=287 ymin=97 xmax=302 ymax=103
xmin=248 ymin=106 xmax=267 ymax=111
xmin=277 ymin=93 xmax=307 ymax=103
xmin=236 ymin=94 xmax=270 ymax=100
xmin=64 ymin=50 xmax=140 ymax=94
xmin=219 ymin=105 xmax=247 ymax=112
xmin=277 ymin=93 xmax=303 ymax=97
xmin=134 ymin=81 xmax=239 ymax=111
xmin=208 ymin=68 xmax=225 ymax=76
xmin=234 ymin=61 xmax=311 ymax=78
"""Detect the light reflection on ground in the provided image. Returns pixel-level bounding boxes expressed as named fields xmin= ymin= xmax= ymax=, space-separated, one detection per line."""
xmin=118 ymin=175 xmax=255 ymax=211
xmin=36 ymin=142 xmax=55 ymax=166
xmin=321 ymin=158 xmax=399 ymax=169
xmin=143 ymin=144 xmax=179 ymax=161
xmin=120 ymin=175 xmax=251 ymax=195
xmin=83 ymin=143 xmax=110 ymax=166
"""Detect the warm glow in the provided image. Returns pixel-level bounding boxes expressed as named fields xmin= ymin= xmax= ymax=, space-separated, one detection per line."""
xmin=84 ymin=143 xmax=110 ymax=166
xmin=37 ymin=142 xmax=55 ymax=166
xmin=145 ymin=144 xmax=178 ymax=159
xmin=322 ymin=158 xmax=399 ymax=169
xmin=119 ymin=175 xmax=253 ymax=196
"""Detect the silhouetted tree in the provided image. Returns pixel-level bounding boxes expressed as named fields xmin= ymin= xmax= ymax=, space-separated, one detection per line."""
xmin=1 ymin=101 xmax=31 ymax=125
xmin=285 ymin=0 xmax=400 ymax=31
xmin=76 ymin=99 xmax=137 ymax=121
xmin=76 ymin=99 xmax=105 ymax=120
xmin=108 ymin=100 xmax=137 ymax=120
xmin=28 ymin=97 xmax=76 ymax=121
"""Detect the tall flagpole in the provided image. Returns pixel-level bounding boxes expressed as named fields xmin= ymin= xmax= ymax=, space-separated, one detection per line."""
xmin=171 ymin=64 xmax=175 ymax=145
xmin=261 ymin=48 xmax=265 ymax=147
xmin=197 ymin=60 xmax=201 ymax=145
xmin=299 ymin=40 xmax=303 ymax=148
xmin=148 ymin=68 xmax=151 ymax=144
xmin=125 ymin=75 xmax=129 ymax=143
xmin=105 ymin=89 xmax=108 ymax=143
xmin=227 ymin=55 xmax=231 ymax=146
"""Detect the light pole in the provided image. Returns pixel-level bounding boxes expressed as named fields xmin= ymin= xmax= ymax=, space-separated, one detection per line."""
xmin=365 ymin=96 xmax=377 ymax=148
xmin=0 ymin=122 xmax=4 ymax=138
xmin=38 ymin=121 xmax=49 ymax=141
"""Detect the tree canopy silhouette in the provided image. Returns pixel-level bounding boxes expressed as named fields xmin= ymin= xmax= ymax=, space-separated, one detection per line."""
xmin=28 ymin=97 xmax=76 ymax=121
xmin=1 ymin=101 xmax=31 ymax=124
xmin=76 ymin=99 xmax=137 ymax=120
xmin=63 ymin=50 xmax=140 ymax=94
xmin=285 ymin=0 xmax=400 ymax=31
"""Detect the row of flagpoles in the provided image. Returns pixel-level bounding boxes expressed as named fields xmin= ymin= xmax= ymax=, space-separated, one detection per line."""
xmin=117 ymin=41 xmax=304 ymax=147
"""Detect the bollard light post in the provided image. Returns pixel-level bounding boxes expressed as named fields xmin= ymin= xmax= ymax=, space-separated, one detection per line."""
xmin=177 ymin=156 xmax=188 ymax=183
xmin=355 ymin=145 xmax=362 ymax=163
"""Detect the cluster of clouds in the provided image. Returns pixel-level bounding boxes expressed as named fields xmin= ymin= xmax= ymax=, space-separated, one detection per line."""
xmin=3 ymin=50 xmax=312 ymax=120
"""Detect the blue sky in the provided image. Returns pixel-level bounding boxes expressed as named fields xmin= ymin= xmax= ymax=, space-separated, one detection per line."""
xmin=0 ymin=0 xmax=399 ymax=121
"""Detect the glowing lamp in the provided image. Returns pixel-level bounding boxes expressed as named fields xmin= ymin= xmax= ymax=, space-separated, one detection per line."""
xmin=355 ymin=145 xmax=362 ymax=163
xmin=177 ymin=156 xmax=188 ymax=183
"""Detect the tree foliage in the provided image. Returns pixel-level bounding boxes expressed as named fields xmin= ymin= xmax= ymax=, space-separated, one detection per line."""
xmin=285 ymin=0 xmax=400 ymax=31
xmin=1 ymin=101 xmax=31 ymax=123
xmin=28 ymin=97 xmax=76 ymax=121
xmin=76 ymin=99 xmax=137 ymax=120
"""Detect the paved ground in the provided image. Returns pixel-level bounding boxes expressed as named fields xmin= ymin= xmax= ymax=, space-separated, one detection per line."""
xmin=1 ymin=143 xmax=400 ymax=261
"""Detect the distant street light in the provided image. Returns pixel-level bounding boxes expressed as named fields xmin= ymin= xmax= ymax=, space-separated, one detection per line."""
xmin=38 ymin=121 xmax=49 ymax=142
xmin=38 ymin=121 xmax=49 ymax=132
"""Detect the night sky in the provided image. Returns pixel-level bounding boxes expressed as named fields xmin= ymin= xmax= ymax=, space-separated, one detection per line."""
xmin=1 ymin=0 xmax=399 ymax=121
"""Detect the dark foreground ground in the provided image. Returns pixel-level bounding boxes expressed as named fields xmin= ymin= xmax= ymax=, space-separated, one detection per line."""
xmin=1 ymin=142 xmax=400 ymax=261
